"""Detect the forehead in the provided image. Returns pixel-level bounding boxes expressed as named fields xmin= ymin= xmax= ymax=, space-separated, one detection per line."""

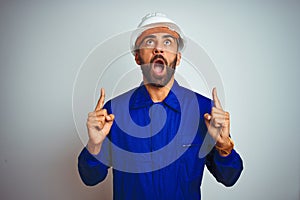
xmin=142 ymin=32 xmax=177 ymax=40
xmin=135 ymin=27 xmax=179 ymax=46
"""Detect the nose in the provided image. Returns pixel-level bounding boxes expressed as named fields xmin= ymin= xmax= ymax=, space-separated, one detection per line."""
xmin=153 ymin=48 xmax=164 ymax=55
xmin=153 ymin=44 xmax=164 ymax=55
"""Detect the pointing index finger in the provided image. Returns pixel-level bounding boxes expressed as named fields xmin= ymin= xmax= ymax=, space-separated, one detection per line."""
xmin=212 ymin=87 xmax=222 ymax=109
xmin=95 ymin=88 xmax=105 ymax=111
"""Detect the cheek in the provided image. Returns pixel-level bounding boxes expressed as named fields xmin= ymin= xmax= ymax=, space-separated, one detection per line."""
xmin=166 ymin=54 xmax=177 ymax=64
xmin=139 ymin=49 xmax=153 ymax=62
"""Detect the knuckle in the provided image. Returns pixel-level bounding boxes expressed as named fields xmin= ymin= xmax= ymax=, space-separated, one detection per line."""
xmin=98 ymin=116 xmax=105 ymax=122
xmin=212 ymin=118 xmax=217 ymax=124
xmin=86 ymin=121 xmax=91 ymax=127
xmin=212 ymin=107 xmax=219 ymax=113
xmin=87 ymin=115 xmax=93 ymax=122
xmin=88 ymin=112 xmax=94 ymax=117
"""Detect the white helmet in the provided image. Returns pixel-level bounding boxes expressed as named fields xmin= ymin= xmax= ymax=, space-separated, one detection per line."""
xmin=130 ymin=12 xmax=185 ymax=54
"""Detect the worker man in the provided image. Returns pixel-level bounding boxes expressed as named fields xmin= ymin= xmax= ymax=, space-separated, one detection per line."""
xmin=78 ymin=13 xmax=243 ymax=200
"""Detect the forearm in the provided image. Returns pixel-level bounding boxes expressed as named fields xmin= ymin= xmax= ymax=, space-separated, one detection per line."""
xmin=206 ymin=148 xmax=243 ymax=187
xmin=78 ymin=147 xmax=109 ymax=186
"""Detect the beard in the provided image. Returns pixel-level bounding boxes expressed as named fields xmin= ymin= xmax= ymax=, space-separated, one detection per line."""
xmin=138 ymin=54 xmax=177 ymax=88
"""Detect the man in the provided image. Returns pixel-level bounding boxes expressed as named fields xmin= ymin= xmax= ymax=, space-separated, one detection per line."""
xmin=78 ymin=13 xmax=243 ymax=200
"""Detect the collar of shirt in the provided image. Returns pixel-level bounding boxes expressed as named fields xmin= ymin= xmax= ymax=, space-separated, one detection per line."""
xmin=129 ymin=80 xmax=181 ymax=113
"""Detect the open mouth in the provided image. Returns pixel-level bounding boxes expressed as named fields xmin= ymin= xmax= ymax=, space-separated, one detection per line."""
xmin=152 ymin=59 xmax=165 ymax=74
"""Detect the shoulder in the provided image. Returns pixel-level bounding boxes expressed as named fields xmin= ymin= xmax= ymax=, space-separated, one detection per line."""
xmin=111 ymin=87 xmax=139 ymax=102
xmin=178 ymin=84 xmax=212 ymax=104
xmin=175 ymin=84 xmax=213 ymax=116
xmin=102 ymin=87 xmax=140 ymax=111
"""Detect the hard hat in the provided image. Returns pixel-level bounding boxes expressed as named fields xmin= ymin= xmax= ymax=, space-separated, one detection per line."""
xmin=130 ymin=12 xmax=185 ymax=54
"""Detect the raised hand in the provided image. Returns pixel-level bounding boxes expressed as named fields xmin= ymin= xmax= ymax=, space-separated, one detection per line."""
xmin=204 ymin=88 xmax=233 ymax=156
xmin=86 ymin=88 xmax=115 ymax=155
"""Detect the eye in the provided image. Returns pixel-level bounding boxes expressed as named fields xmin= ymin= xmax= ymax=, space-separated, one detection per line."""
xmin=146 ymin=39 xmax=155 ymax=46
xmin=164 ymin=39 xmax=172 ymax=46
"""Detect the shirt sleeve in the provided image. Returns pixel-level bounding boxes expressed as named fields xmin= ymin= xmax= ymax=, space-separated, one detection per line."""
xmin=205 ymin=147 xmax=243 ymax=187
xmin=77 ymin=147 xmax=110 ymax=186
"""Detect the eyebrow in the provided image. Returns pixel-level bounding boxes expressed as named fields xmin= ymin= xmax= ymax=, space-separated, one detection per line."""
xmin=162 ymin=34 xmax=176 ymax=40
xmin=140 ymin=34 xmax=176 ymax=45
xmin=143 ymin=34 xmax=176 ymax=39
xmin=140 ymin=35 xmax=156 ymax=43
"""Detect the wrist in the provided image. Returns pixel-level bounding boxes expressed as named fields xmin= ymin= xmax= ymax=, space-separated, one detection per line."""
xmin=87 ymin=141 xmax=102 ymax=155
xmin=215 ymin=137 xmax=234 ymax=157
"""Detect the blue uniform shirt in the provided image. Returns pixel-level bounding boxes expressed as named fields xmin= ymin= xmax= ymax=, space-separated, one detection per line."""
xmin=78 ymin=81 xmax=243 ymax=200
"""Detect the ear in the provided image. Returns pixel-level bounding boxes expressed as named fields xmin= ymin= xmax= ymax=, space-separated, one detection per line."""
xmin=135 ymin=51 xmax=141 ymax=65
xmin=176 ymin=52 xmax=181 ymax=66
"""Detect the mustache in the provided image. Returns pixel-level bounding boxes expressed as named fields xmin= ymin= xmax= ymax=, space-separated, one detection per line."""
xmin=150 ymin=55 xmax=168 ymax=65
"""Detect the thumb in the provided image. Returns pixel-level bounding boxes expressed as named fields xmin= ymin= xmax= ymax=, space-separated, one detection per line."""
xmin=204 ymin=113 xmax=211 ymax=128
xmin=102 ymin=114 xmax=115 ymax=136
xmin=106 ymin=114 xmax=115 ymax=123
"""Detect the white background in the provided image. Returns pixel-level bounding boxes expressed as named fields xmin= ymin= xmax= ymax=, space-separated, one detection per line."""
xmin=0 ymin=1 xmax=299 ymax=200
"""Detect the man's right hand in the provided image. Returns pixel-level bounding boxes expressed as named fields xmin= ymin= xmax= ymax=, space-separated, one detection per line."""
xmin=86 ymin=88 xmax=115 ymax=155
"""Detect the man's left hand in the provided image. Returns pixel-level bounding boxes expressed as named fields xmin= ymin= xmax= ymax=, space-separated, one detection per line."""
xmin=204 ymin=88 xmax=234 ymax=156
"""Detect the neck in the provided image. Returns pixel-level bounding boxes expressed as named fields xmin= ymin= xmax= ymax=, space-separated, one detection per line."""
xmin=144 ymin=77 xmax=175 ymax=102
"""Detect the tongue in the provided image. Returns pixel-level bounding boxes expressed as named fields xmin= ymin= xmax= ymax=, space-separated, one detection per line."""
xmin=154 ymin=63 xmax=163 ymax=73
